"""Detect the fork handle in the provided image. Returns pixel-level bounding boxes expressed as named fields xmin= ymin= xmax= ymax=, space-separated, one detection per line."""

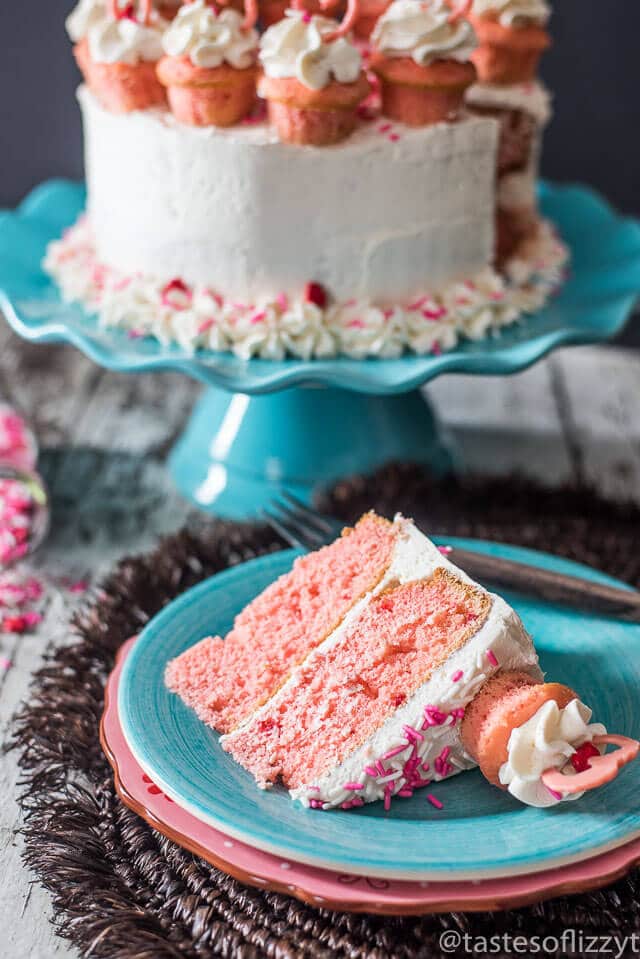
xmin=449 ymin=548 xmax=640 ymax=623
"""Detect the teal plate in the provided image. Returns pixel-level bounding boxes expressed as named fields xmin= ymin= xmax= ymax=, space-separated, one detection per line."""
xmin=119 ymin=539 xmax=640 ymax=881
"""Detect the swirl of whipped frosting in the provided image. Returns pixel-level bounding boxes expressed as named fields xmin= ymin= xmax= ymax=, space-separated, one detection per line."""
xmin=163 ymin=0 xmax=259 ymax=70
xmin=499 ymin=698 xmax=607 ymax=808
xmin=472 ymin=0 xmax=550 ymax=27
xmin=86 ymin=7 xmax=166 ymax=65
xmin=66 ymin=0 xmax=108 ymax=42
xmin=372 ymin=0 xmax=477 ymax=66
xmin=259 ymin=9 xmax=362 ymax=91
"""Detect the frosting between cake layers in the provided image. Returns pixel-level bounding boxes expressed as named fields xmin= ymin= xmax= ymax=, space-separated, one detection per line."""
xmin=259 ymin=10 xmax=362 ymax=90
xmin=500 ymin=699 xmax=607 ymax=807
xmin=371 ymin=0 xmax=477 ymax=66
xmin=471 ymin=0 xmax=550 ymax=28
xmin=221 ymin=517 xmax=542 ymax=809
xmin=466 ymin=80 xmax=552 ymax=125
xmin=162 ymin=1 xmax=259 ymax=69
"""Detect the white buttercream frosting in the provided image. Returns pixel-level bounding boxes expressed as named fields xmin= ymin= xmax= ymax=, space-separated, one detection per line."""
xmin=162 ymin=0 xmax=258 ymax=69
xmin=66 ymin=0 xmax=107 ymax=42
xmin=500 ymin=699 xmax=606 ymax=808
xmin=220 ymin=517 xmax=542 ymax=809
xmin=372 ymin=0 xmax=477 ymax=66
xmin=466 ymin=80 xmax=552 ymax=125
xmin=259 ymin=9 xmax=361 ymax=90
xmin=44 ymin=216 xmax=568 ymax=360
xmin=472 ymin=0 xmax=550 ymax=27
xmin=71 ymin=2 xmax=167 ymax=65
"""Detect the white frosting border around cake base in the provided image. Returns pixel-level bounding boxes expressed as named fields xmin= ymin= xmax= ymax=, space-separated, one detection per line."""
xmin=43 ymin=218 xmax=568 ymax=360
xmin=221 ymin=517 xmax=543 ymax=810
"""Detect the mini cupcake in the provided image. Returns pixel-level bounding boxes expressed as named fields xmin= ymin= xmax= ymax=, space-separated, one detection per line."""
xmin=469 ymin=0 xmax=551 ymax=84
xmin=258 ymin=3 xmax=369 ymax=146
xmin=370 ymin=0 xmax=477 ymax=126
xmin=157 ymin=0 xmax=260 ymax=126
xmin=67 ymin=0 xmax=168 ymax=113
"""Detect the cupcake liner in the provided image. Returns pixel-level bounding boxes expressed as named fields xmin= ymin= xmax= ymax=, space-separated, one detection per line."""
xmin=74 ymin=40 xmax=167 ymax=114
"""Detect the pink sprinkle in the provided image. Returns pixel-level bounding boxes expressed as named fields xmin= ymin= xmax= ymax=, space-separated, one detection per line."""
xmin=438 ymin=546 xmax=453 ymax=555
xmin=347 ymin=318 xmax=366 ymax=329
xmin=486 ymin=649 xmax=499 ymax=667
xmin=547 ymin=786 xmax=563 ymax=800
xmin=0 ymin=656 xmax=11 ymax=671
xmin=351 ymin=797 xmax=365 ymax=807
xmin=383 ymin=785 xmax=392 ymax=811
xmin=452 ymin=670 xmax=464 ymax=683
xmin=383 ymin=744 xmax=409 ymax=760
xmin=388 ymin=133 xmax=400 ymax=142
xmin=128 ymin=330 xmax=144 ymax=340
xmin=341 ymin=801 xmax=354 ymax=810
xmin=198 ymin=318 xmax=215 ymax=335
xmin=378 ymin=123 xmax=392 ymax=133
xmin=397 ymin=788 xmax=413 ymax=798
xmin=161 ymin=278 xmax=192 ymax=310
xmin=364 ymin=765 xmax=378 ymax=777
xmin=427 ymin=794 xmax=443 ymax=810
xmin=402 ymin=724 xmax=424 ymax=743
xmin=344 ymin=782 xmax=364 ymax=791
xmin=421 ymin=762 xmax=430 ymax=772
xmin=275 ymin=292 xmax=289 ymax=311
xmin=408 ymin=296 xmax=428 ymax=311
xmin=251 ymin=311 xmax=267 ymax=325
xmin=302 ymin=10 xmax=311 ymax=22
xmin=375 ymin=760 xmax=386 ymax=777
xmin=423 ymin=307 xmax=447 ymax=321
xmin=431 ymin=343 xmax=442 ymax=356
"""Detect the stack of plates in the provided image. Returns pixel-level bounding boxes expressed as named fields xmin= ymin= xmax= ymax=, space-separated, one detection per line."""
xmin=103 ymin=541 xmax=640 ymax=914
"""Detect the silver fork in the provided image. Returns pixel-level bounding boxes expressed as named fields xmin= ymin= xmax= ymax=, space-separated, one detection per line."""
xmin=261 ymin=492 xmax=640 ymax=622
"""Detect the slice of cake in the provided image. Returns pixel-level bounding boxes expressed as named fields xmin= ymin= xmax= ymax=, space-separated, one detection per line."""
xmin=168 ymin=513 xmax=638 ymax=809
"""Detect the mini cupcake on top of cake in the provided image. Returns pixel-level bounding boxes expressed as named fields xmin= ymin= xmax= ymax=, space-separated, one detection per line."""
xmin=67 ymin=0 xmax=168 ymax=113
xmin=370 ymin=0 xmax=477 ymax=126
xmin=258 ymin=1 xmax=370 ymax=145
xmin=157 ymin=0 xmax=260 ymax=126
xmin=469 ymin=0 xmax=551 ymax=84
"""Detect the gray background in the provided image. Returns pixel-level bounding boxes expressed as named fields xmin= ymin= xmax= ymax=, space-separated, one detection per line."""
xmin=2 ymin=0 xmax=639 ymax=214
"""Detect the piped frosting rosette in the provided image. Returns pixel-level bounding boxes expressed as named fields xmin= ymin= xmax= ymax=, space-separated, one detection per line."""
xmin=469 ymin=0 xmax=551 ymax=84
xmin=258 ymin=6 xmax=370 ymax=145
xmin=67 ymin=0 xmax=168 ymax=112
xmin=370 ymin=0 xmax=478 ymax=126
xmin=461 ymin=671 xmax=639 ymax=808
xmin=157 ymin=0 xmax=260 ymax=126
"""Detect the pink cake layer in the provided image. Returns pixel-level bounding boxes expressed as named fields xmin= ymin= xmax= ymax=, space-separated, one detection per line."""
xmin=223 ymin=569 xmax=491 ymax=789
xmin=165 ymin=513 xmax=397 ymax=734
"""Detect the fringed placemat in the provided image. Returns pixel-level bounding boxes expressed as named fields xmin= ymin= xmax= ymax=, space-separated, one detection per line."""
xmin=10 ymin=466 xmax=640 ymax=959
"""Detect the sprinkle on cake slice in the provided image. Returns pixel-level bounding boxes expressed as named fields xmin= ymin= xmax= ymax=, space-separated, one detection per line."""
xmin=165 ymin=512 xmax=398 ymax=734
xmin=220 ymin=517 xmax=542 ymax=809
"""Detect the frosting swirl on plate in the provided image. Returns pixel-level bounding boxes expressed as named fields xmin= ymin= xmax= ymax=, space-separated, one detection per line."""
xmin=372 ymin=0 xmax=477 ymax=66
xmin=163 ymin=0 xmax=259 ymax=70
xmin=472 ymin=0 xmax=550 ymax=27
xmin=500 ymin=699 xmax=607 ymax=808
xmin=87 ymin=10 xmax=167 ymax=64
xmin=259 ymin=9 xmax=362 ymax=91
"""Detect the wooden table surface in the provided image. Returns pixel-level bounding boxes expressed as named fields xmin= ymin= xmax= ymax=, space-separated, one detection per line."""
xmin=0 ymin=326 xmax=639 ymax=958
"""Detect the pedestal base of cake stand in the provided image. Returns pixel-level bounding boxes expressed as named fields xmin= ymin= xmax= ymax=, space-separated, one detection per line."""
xmin=169 ymin=386 xmax=454 ymax=519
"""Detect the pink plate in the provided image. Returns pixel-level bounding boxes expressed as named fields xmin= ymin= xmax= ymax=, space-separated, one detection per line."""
xmin=101 ymin=638 xmax=640 ymax=916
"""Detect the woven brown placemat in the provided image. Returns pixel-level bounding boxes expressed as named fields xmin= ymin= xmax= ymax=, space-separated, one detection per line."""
xmin=10 ymin=465 xmax=640 ymax=959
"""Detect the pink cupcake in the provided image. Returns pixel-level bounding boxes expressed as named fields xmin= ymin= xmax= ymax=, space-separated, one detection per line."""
xmin=258 ymin=2 xmax=370 ymax=146
xmin=67 ymin=0 xmax=167 ymax=113
xmin=469 ymin=0 xmax=551 ymax=84
xmin=157 ymin=0 xmax=260 ymax=127
xmin=370 ymin=0 xmax=477 ymax=126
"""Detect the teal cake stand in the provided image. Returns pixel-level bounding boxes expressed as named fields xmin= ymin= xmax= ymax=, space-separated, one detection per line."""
xmin=1 ymin=180 xmax=639 ymax=517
